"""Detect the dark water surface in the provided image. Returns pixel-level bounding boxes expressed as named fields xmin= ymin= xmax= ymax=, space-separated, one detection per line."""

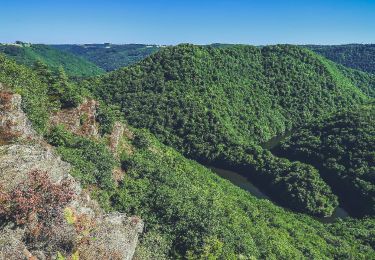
xmin=210 ymin=131 xmax=349 ymax=222
xmin=211 ymin=167 xmax=269 ymax=200
xmin=211 ymin=167 xmax=349 ymax=222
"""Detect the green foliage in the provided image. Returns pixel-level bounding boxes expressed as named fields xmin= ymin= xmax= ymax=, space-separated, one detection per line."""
xmin=109 ymin=130 xmax=375 ymax=259
xmin=49 ymin=66 xmax=83 ymax=108
xmin=2 ymin=42 xmax=374 ymax=259
xmin=187 ymin=237 xmax=224 ymax=260
xmin=218 ymin=144 xmax=338 ymax=216
xmin=306 ymin=44 xmax=375 ymax=74
xmin=91 ymin=44 xmax=366 ymax=152
xmin=56 ymin=252 xmax=66 ymax=260
xmin=52 ymin=43 xmax=160 ymax=71
xmin=337 ymin=65 xmax=375 ymax=98
xmin=46 ymin=125 xmax=116 ymax=190
xmin=96 ymin=103 xmax=122 ymax=135
xmin=132 ymin=131 xmax=151 ymax=149
xmin=279 ymin=104 xmax=375 ymax=216
xmin=0 ymin=53 xmax=50 ymax=133
xmin=0 ymin=43 xmax=104 ymax=77
xmin=47 ymin=124 xmax=75 ymax=147
xmin=328 ymin=218 xmax=375 ymax=249
xmin=33 ymin=59 xmax=55 ymax=85
xmin=89 ymin=44 xmax=367 ymax=216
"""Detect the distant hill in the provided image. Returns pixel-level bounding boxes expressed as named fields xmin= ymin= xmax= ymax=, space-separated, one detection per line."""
xmin=92 ymin=44 xmax=367 ymax=152
xmin=305 ymin=44 xmax=375 ymax=74
xmin=51 ymin=43 xmax=162 ymax=71
xmin=211 ymin=43 xmax=375 ymax=76
xmin=0 ymin=42 xmax=104 ymax=77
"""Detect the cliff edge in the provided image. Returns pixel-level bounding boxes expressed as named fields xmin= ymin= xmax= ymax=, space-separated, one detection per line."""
xmin=0 ymin=89 xmax=143 ymax=260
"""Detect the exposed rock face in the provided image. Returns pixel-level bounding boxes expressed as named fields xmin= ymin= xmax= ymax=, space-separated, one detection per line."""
xmin=0 ymin=91 xmax=143 ymax=259
xmin=109 ymin=121 xmax=125 ymax=154
xmin=80 ymin=214 xmax=143 ymax=260
xmin=0 ymin=144 xmax=74 ymax=193
xmin=50 ymin=99 xmax=100 ymax=138
xmin=0 ymin=92 xmax=40 ymax=144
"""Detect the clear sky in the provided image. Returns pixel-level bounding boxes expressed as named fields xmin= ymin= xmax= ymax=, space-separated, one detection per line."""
xmin=0 ymin=0 xmax=374 ymax=45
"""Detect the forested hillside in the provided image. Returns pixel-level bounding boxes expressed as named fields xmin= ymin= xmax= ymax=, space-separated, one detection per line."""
xmin=51 ymin=44 xmax=161 ymax=71
xmin=89 ymin=44 xmax=368 ymax=217
xmin=337 ymin=65 xmax=375 ymax=98
xmin=0 ymin=43 xmax=104 ymax=77
xmin=92 ymin=44 xmax=366 ymax=148
xmin=47 ymin=120 xmax=375 ymax=259
xmin=306 ymin=44 xmax=375 ymax=74
xmin=278 ymin=104 xmax=375 ymax=217
xmin=1 ymin=45 xmax=375 ymax=259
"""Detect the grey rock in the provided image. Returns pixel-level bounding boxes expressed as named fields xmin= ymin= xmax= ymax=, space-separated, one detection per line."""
xmin=0 ymin=91 xmax=143 ymax=259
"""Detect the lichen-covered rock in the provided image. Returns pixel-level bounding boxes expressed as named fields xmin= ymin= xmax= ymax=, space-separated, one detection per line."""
xmin=79 ymin=213 xmax=144 ymax=260
xmin=0 ymin=225 xmax=28 ymax=260
xmin=0 ymin=91 xmax=143 ymax=259
xmin=109 ymin=121 xmax=125 ymax=154
xmin=0 ymin=144 xmax=75 ymax=193
xmin=49 ymin=99 xmax=100 ymax=138
xmin=0 ymin=92 xmax=40 ymax=144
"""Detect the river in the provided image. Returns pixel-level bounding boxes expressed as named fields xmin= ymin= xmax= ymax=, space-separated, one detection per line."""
xmin=210 ymin=135 xmax=350 ymax=223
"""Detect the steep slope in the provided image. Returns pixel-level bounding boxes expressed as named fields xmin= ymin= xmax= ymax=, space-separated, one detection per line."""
xmin=0 ymin=43 xmax=104 ymax=77
xmin=92 ymin=44 xmax=366 ymax=151
xmin=337 ymin=65 xmax=375 ymax=98
xmin=306 ymin=44 xmax=375 ymax=74
xmin=0 ymin=53 xmax=50 ymax=133
xmin=0 ymin=91 xmax=142 ymax=259
xmin=1 ymin=48 xmax=375 ymax=259
xmin=89 ymin=44 xmax=368 ymax=216
xmin=278 ymin=104 xmax=375 ymax=217
xmin=46 ymin=115 xmax=375 ymax=259
xmin=52 ymin=43 xmax=161 ymax=71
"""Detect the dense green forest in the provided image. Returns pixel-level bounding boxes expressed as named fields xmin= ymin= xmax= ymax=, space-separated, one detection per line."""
xmin=47 ymin=123 xmax=375 ymax=259
xmin=91 ymin=44 xmax=367 ymax=150
xmin=88 ymin=44 xmax=369 ymax=216
xmin=306 ymin=44 xmax=375 ymax=74
xmin=337 ymin=65 xmax=375 ymax=98
xmin=0 ymin=43 xmax=104 ymax=77
xmin=1 ymin=44 xmax=375 ymax=258
xmin=278 ymin=104 xmax=375 ymax=217
xmin=51 ymin=43 xmax=161 ymax=71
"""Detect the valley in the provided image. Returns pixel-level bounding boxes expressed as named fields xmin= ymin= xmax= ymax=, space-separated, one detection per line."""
xmin=0 ymin=42 xmax=374 ymax=259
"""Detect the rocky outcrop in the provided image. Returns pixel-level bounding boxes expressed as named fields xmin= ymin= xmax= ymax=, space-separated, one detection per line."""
xmin=79 ymin=213 xmax=143 ymax=260
xmin=50 ymin=99 xmax=100 ymax=138
xmin=0 ymin=91 xmax=143 ymax=259
xmin=0 ymin=144 xmax=74 ymax=193
xmin=109 ymin=122 xmax=125 ymax=154
xmin=0 ymin=92 xmax=40 ymax=144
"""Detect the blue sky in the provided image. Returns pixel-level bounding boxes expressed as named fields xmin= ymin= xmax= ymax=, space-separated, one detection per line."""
xmin=0 ymin=0 xmax=374 ymax=45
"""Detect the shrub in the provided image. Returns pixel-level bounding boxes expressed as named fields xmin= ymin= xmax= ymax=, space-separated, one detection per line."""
xmin=96 ymin=103 xmax=122 ymax=135
xmin=132 ymin=132 xmax=150 ymax=149
xmin=47 ymin=125 xmax=75 ymax=147
xmin=47 ymin=125 xmax=116 ymax=190
xmin=0 ymin=170 xmax=75 ymax=241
